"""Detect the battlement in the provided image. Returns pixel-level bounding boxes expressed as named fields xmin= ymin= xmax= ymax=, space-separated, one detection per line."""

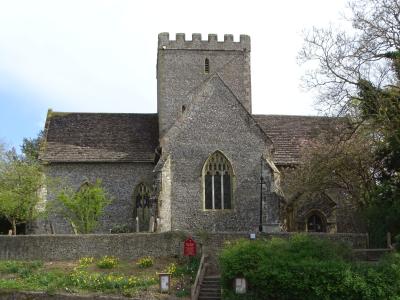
xmin=158 ymin=33 xmax=250 ymax=51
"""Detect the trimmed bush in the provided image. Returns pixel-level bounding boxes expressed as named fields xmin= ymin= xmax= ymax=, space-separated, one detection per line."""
xmin=219 ymin=234 xmax=400 ymax=300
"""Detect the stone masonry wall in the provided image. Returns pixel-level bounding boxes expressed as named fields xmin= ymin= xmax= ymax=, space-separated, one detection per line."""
xmin=41 ymin=162 xmax=154 ymax=234
xmin=157 ymin=33 xmax=251 ymax=138
xmin=0 ymin=232 xmax=368 ymax=261
xmin=161 ymin=76 xmax=278 ymax=232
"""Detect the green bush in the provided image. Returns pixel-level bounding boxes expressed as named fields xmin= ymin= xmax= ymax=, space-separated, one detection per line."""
xmin=78 ymin=257 xmax=95 ymax=267
xmin=219 ymin=234 xmax=400 ymax=300
xmin=0 ymin=260 xmax=43 ymax=277
xmin=136 ymin=256 xmax=154 ymax=268
xmin=96 ymin=256 xmax=119 ymax=269
xmin=394 ymin=234 xmax=400 ymax=251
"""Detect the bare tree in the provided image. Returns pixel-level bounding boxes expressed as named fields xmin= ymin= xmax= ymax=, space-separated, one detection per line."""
xmin=299 ymin=0 xmax=400 ymax=117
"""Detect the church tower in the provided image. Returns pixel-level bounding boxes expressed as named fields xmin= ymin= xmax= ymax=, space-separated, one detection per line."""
xmin=157 ymin=33 xmax=252 ymax=138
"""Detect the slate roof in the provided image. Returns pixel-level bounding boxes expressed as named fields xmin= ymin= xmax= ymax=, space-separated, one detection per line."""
xmin=40 ymin=112 xmax=159 ymax=163
xmin=40 ymin=111 xmax=333 ymax=166
xmin=253 ymin=114 xmax=335 ymax=166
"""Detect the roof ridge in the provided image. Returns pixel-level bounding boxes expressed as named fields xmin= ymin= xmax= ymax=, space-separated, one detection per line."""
xmin=253 ymin=114 xmax=333 ymax=118
xmin=48 ymin=111 xmax=158 ymax=116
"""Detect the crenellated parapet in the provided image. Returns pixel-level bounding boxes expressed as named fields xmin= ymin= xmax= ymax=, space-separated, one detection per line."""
xmin=158 ymin=33 xmax=250 ymax=51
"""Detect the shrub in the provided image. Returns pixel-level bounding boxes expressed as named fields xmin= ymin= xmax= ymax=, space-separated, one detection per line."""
xmin=96 ymin=256 xmax=119 ymax=269
xmin=219 ymin=234 xmax=400 ymax=300
xmin=54 ymin=179 xmax=112 ymax=234
xmin=165 ymin=262 xmax=177 ymax=275
xmin=110 ymin=224 xmax=132 ymax=234
xmin=394 ymin=234 xmax=400 ymax=251
xmin=136 ymin=256 xmax=154 ymax=268
xmin=0 ymin=260 xmax=43 ymax=277
xmin=78 ymin=257 xmax=94 ymax=267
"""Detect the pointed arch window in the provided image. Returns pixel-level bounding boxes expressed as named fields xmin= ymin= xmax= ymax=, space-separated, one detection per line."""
xmin=203 ymin=151 xmax=233 ymax=210
xmin=306 ymin=212 xmax=327 ymax=232
xmin=133 ymin=183 xmax=152 ymax=232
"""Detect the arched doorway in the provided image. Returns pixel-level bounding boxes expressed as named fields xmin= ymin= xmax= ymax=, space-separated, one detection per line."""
xmin=133 ymin=183 xmax=151 ymax=232
xmin=306 ymin=212 xmax=326 ymax=232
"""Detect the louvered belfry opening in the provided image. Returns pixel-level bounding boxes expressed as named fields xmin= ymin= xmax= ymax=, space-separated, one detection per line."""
xmin=204 ymin=58 xmax=210 ymax=74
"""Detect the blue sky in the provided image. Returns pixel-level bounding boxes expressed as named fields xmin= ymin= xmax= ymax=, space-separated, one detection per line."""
xmin=0 ymin=0 xmax=349 ymax=151
xmin=0 ymin=73 xmax=48 ymax=149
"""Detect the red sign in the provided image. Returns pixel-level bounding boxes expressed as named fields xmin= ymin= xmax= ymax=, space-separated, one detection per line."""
xmin=183 ymin=237 xmax=197 ymax=256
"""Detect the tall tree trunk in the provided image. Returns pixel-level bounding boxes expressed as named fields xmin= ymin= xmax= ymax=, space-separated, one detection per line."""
xmin=11 ymin=219 xmax=16 ymax=235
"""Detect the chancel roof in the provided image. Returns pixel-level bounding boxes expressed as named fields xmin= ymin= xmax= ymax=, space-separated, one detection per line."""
xmin=253 ymin=115 xmax=337 ymax=165
xmin=253 ymin=114 xmax=336 ymax=166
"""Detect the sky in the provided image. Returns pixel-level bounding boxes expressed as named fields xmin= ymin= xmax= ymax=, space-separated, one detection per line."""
xmin=0 ymin=0 xmax=349 ymax=151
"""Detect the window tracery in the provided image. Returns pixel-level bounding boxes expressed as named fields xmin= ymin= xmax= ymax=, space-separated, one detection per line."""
xmin=203 ymin=151 xmax=233 ymax=210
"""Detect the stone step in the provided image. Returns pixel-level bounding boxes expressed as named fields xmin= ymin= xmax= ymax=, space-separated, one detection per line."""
xmin=200 ymin=293 xmax=221 ymax=297
xmin=200 ymin=287 xmax=221 ymax=291
xmin=200 ymin=289 xmax=221 ymax=293
xmin=199 ymin=272 xmax=221 ymax=300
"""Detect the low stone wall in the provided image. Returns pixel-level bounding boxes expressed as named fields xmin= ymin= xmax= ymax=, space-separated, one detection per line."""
xmin=0 ymin=291 xmax=135 ymax=300
xmin=0 ymin=232 xmax=182 ymax=261
xmin=0 ymin=231 xmax=368 ymax=261
xmin=201 ymin=232 xmax=369 ymax=251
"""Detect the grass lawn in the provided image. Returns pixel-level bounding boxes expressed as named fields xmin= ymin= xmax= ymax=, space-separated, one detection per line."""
xmin=0 ymin=255 xmax=200 ymax=299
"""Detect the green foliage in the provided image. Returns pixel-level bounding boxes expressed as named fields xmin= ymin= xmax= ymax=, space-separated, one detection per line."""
xmin=96 ymin=256 xmax=119 ymax=269
xmin=54 ymin=179 xmax=111 ymax=234
xmin=136 ymin=256 xmax=154 ymax=269
xmin=395 ymin=234 xmax=400 ymax=251
xmin=165 ymin=262 xmax=177 ymax=275
xmin=180 ymin=257 xmax=200 ymax=278
xmin=78 ymin=257 xmax=95 ymax=267
xmin=299 ymin=0 xmax=400 ymax=246
xmin=0 ymin=261 xmax=43 ymax=277
xmin=219 ymin=235 xmax=400 ymax=300
xmin=0 ymin=147 xmax=45 ymax=234
xmin=0 ymin=259 xmax=156 ymax=295
xmin=110 ymin=224 xmax=132 ymax=234
xmin=21 ymin=130 xmax=44 ymax=163
xmin=68 ymin=269 xmax=156 ymax=292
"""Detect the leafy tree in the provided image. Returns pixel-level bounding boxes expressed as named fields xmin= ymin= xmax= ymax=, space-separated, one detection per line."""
xmin=0 ymin=146 xmax=45 ymax=235
xmin=21 ymin=130 xmax=44 ymax=163
xmin=282 ymin=127 xmax=377 ymax=206
xmin=298 ymin=0 xmax=400 ymax=243
xmin=54 ymin=180 xmax=111 ymax=234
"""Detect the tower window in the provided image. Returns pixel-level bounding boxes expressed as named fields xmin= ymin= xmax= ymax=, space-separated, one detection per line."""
xmin=204 ymin=58 xmax=210 ymax=74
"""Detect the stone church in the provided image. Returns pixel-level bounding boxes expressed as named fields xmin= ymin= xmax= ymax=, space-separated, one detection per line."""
xmin=38 ymin=33 xmax=342 ymax=234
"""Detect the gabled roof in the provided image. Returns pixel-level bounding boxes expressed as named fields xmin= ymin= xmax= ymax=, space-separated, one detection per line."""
xmin=40 ymin=112 xmax=158 ymax=163
xmin=161 ymin=73 xmax=273 ymax=151
xmin=253 ymin=114 xmax=335 ymax=166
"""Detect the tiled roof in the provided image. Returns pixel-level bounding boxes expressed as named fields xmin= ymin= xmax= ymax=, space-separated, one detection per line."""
xmin=40 ymin=112 xmax=159 ymax=163
xmin=253 ymin=114 xmax=336 ymax=166
xmin=40 ymin=111 xmax=334 ymax=165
